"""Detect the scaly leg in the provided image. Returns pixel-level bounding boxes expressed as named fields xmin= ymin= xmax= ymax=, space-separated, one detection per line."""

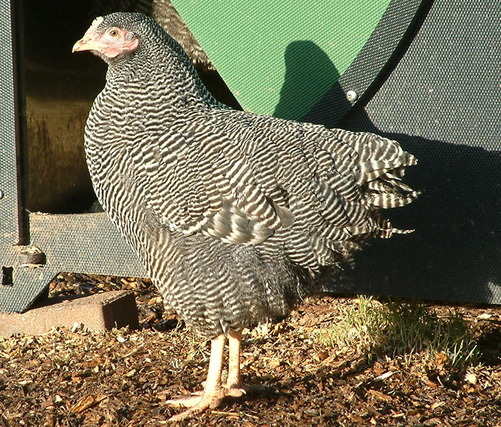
xmin=225 ymin=329 xmax=246 ymax=397
xmin=167 ymin=334 xmax=226 ymax=421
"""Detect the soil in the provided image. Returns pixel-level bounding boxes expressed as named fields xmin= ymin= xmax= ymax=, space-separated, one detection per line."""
xmin=0 ymin=273 xmax=499 ymax=426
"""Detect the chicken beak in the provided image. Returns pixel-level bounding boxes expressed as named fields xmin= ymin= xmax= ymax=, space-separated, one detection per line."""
xmin=72 ymin=37 xmax=95 ymax=53
xmin=72 ymin=16 xmax=104 ymax=53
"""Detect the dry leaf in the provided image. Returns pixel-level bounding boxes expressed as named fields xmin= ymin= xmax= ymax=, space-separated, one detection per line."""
xmin=431 ymin=401 xmax=445 ymax=410
xmin=70 ymin=394 xmax=107 ymax=414
xmin=368 ymin=389 xmax=392 ymax=402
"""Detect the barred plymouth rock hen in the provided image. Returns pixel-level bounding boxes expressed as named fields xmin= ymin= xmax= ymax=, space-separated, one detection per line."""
xmin=73 ymin=12 xmax=419 ymax=421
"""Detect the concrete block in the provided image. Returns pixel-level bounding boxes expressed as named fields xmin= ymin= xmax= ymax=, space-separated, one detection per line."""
xmin=0 ymin=290 xmax=139 ymax=337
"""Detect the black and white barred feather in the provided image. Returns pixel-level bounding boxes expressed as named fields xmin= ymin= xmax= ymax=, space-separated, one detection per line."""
xmin=84 ymin=13 xmax=419 ymax=337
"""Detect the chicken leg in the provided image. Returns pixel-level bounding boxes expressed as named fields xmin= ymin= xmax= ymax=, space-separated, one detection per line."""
xmin=225 ymin=329 xmax=246 ymax=396
xmin=167 ymin=334 xmax=226 ymax=421
xmin=167 ymin=330 xmax=246 ymax=422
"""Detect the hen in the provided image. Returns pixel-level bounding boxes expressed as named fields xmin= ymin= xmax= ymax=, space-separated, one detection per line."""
xmin=73 ymin=13 xmax=418 ymax=421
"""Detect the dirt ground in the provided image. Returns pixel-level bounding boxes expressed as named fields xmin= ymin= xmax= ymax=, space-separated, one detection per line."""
xmin=0 ymin=273 xmax=500 ymax=426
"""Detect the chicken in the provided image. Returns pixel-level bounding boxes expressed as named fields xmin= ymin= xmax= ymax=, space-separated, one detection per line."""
xmin=73 ymin=13 xmax=418 ymax=421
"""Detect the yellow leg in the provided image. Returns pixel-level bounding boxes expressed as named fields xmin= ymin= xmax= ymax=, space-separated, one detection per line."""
xmin=166 ymin=330 xmax=252 ymax=421
xmin=167 ymin=334 xmax=226 ymax=421
xmin=225 ymin=330 xmax=246 ymax=396
xmin=204 ymin=333 xmax=226 ymax=397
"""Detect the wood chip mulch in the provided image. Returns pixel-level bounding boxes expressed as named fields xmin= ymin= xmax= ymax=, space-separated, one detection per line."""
xmin=0 ymin=273 xmax=499 ymax=426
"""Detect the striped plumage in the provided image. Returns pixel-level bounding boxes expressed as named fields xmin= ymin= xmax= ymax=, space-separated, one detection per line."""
xmin=75 ymin=12 xmax=418 ymax=419
xmin=82 ymin=12 xmax=417 ymax=337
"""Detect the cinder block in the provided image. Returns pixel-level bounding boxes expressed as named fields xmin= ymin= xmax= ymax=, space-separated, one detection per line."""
xmin=0 ymin=290 xmax=139 ymax=337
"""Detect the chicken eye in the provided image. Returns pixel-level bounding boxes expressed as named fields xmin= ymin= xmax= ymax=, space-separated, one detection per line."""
xmin=108 ymin=28 xmax=119 ymax=37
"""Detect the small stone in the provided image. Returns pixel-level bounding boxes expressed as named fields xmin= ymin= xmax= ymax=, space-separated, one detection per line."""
xmin=268 ymin=359 xmax=281 ymax=369
xmin=477 ymin=313 xmax=492 ymax=320
xmin=71 ymin=322 xmax=83 ymax=332
xmin=465 ymin=373 xmax=477 ymax=384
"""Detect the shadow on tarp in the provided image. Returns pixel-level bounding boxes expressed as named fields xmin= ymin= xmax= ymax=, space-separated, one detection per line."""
xmin=273 ymin=40 xmax=501 ymax=304
xmin=273 ymin=40 xmax=340 ymax=121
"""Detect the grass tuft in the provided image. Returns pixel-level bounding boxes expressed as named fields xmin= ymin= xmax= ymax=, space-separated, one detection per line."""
xmin=315 ymin=296 xmax=479 ymax=373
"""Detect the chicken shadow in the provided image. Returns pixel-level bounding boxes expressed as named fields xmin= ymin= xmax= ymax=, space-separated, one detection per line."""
xmin=274 ymin=40 xmax=501 ymax=304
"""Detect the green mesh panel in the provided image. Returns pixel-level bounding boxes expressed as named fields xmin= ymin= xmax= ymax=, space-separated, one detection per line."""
xmin=172 ymin=1 xmax=390 ymax=119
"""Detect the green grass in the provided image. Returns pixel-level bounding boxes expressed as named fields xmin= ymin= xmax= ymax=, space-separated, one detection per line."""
xmin=315 ymin=297 xmax=479 ymax=371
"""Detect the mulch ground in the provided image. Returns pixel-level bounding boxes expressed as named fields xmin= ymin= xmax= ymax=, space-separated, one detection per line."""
xmin=0 ymin=273 xmax=500 ymax=426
